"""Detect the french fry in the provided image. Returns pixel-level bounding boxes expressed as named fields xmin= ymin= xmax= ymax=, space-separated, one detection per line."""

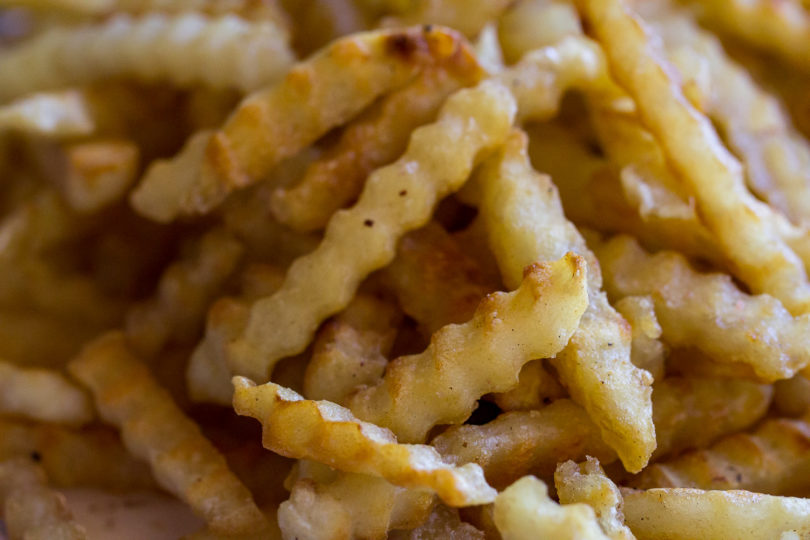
xmin=488 ymin=359 xmax=566 ymax=412
xmin=578 ymin=0 xmax=810 ymax=316
xmin=303 ymin=294 xmax=400 ymax=403
xmin=498 ymin=0 xmax=583 ymax=63
xmin=0 ymin=89 xmax=93 ymax=137
xmin=0 ymin=457 xmax=87 ymax=540
xmin=389 ymin=503 xmax=485 ymax=540
xmin=130 ymin=26 xmax=480 ymax=222
xmin=472 ymin=129 xmax=654 ymax=472
xmin=347 ymin=254 xmax=588 ymax=443
xmin=493 ymin=475 xmax=611 ymax=540
xmin=270 ymin=63 xmax=483 ymax=232
xmin=68 ymin=332 xmax=269 ymax=535
xmin=555 ymin=457 xmax=636 ymax=540
xmin=0 ymin=361 xmax=93 ymax=425
xmin=614 ymin=296 xmax=666 ymax=381
xmin=621 ymin=488 xmax=810 ymax=540
xmin=125 ymin=228 xmax=244 ymax=357
xmin=0 ymin=12 xmax=294 ymax=101
xmin=594 ymin=234 xmax=810 ymax=381
xmin=223 ymin=77 xmax=515 ymax=382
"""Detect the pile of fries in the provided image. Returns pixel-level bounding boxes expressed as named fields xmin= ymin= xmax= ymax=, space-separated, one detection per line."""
xmin=3 ymin=0 xmax=810 ymax=538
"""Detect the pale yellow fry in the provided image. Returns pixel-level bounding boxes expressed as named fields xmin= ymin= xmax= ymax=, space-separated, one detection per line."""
xmin=131 ymin=26 xmax=477 ymax=222
xmin=271 ymin=63 xmax=482 ymax=232
xmin=494 ymin=476 xmax=610 ymax=540
xmin=125 ymin=228 xmax=243 ymax=357
xmin=233 ymin=378 xmax=496 ymax=507
xmin=614 ymin=296 xmax=665 ymax=381
xmin=224 ymin=78 xmax=515 ymax=382
xmin=489 ymin=359 xmax=566 ymax=412
xmin=595 ymin=234 xmax=810 ymax=381
xmin=0 ymin=12 xmax=293 ymax=101
xmin=0 ymin=361 xmax=93 ymax=426
xmin=0 ymin=90 xmax=93 ymax=137
xmin=634 ymin=413 xmax=810 ymax=495
xmin=622 ymin=488 xmax=810 ymax=540
xmin=389 ymin=503 xmax=485 ymax=540
xmin=472 ymin=129 xmax=654 ymax=473
xmin=685 ymin=0 xmax=810 ymax=72
xmin=555 ymin=458 xmax=636 ymax=540
xmin=347 ymin=254 xmax=588 ymax=443
xmin=382 ymin=0 xmax=513 ymax=37
xmin=578 ymin=0 xmax=810 ymax=315
xmin=68 ymin=332 xmax=268 ymax=535
xmin=0 ymin=457 xmax=86 ymax=540
xmin=432 ymin=399 xmax=616 ymax=490
xmin=303 ymin=294 xmax=400 ymax=403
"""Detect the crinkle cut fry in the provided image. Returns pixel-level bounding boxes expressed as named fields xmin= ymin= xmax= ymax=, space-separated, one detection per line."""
xmin=472 ymin=129 xmax=654 ymax=472
xmin=130 ymin=26 xmax=481 ymax=222
xmin=0 ymin=11 xmax=294 ymax=101
xmin=232 ymin=378 xmax=496 ymax=507
xmin=576 ymin=0 xmax=810 ymax=316
xmin=0 ymin=90 xmax=93 ymax=137
xmin=555 ymin=458 xmax=636 ymax=540
xmin=594 ymin=234 xmax=810 ymax=381
xmin=633 ymin=412 xmax=810 ymax=496
xmin=225 ymin=78 xmax=516 ymax=382
xmin=621 ymin=488 xmax=810 ymax=540
xmin=0 ymin=457 xmax=87 ymax=540
xmin=270 ymin=63 xmax=483 ymax=232
xmin=348 ymin=254 xmax=588 ymax=444
xmin=67 ymin=332 xmax=269 ymax=535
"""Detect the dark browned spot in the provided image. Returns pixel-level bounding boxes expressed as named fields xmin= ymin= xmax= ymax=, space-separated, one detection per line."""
xmin=30 ymin=451 xmax=41 ymax=462
xmin=364 ymin=219 xmax=374 ymax=227
xmin=385 ymin=32 xmax=425 ymax=60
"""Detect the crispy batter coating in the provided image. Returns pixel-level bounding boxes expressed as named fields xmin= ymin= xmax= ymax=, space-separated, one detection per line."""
xmin=0 ymin=361 xmax=93 ymax=425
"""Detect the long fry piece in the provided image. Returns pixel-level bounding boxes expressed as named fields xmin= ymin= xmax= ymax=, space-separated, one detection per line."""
xmin=0 ymin=361 xmax=93 ymax=425
xmin=68 ymin=332 xmax=269 ymax=536
xmin=224 ymin=77 xmax=515 ymax=382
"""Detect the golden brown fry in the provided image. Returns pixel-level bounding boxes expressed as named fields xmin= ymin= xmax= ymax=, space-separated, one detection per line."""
xmin=303 ymin=294 xmax=400 ymax=403
xmin=131 ymin=26 xmax=480 ymax=222
xmin=270 ymin=64 xmax=483 ymax=232
xmin=489 ymin=359 xmax=566 ymax=412
xmin=578 ymin=0 xmax=810 ymax=315
xmin=595 ymin=235 xmax=810 ymax=381
xmin=555 ymin=458 xmax=635 ymax=540
xmin=0 ymin=12 xmax=294 ymax=101
xmin=382 ymin=221 xmax=495 ymax=337
xmin=0 ymin=90 xmax=93 ymax=137
xmin=494 ymin=475 xmax=611 ymax=540
xmin=68 ymin=332 xmax=269 ymax=535
xmin=347 ymin=254 xmax=588 ymax=443
xmin=0 ymin=457 xmax=87 ymax=540
xmin=622 ymin=488 xmax=810 ymax=540
xmin=234 ymin=378 xmax=496 ymax=506
xmin=614 ymin=296 xmax=666 ymax=381
xmin=472 ymin=130 xmax=654 ymax=472
xmin=633 ymin=413 xmax=810 ymax=495
xmin=223 ymin=78 xmax=515 ymax=382
xmin=0 ymin=361 xmax=93 ymax=426
xmin=125 ymin=228 xmax=243 ymax=357
xmin=431 ymin=399 xmax=616 ymax=489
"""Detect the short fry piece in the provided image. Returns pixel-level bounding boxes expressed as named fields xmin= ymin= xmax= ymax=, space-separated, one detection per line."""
xmin=493 ymin=476 xmax=610 ymax=540
xmin=131 ymin=26 xmax=479 ymax=222
xmin=233 ymin=378 xmax=496 ymax=507
xmin=555 ymin=458 xmax=635 ymax=540
xmin=68 ymin=332 xmax=268 ymax=536
xmin=225 ymin=78 xmax=515 ymax=382
xmin=0 ymin=361 xmax=93 ymax=426
xmin=0 ymin=90 xmax=93 ymax=137
xmin=347 ymin=254 xmax=588 ymax=443
xmin=622 ymin=488 xmax=810 ymax=540
xmin=0 ymin=457 xmax=86 ymax=540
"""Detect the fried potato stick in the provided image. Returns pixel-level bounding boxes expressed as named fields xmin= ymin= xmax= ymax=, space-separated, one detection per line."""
xmin=472 ymin=129 xmax=654 ymax=472
xmin=555 ymin=458 xmax=636 ymax=540
xmin=622 ymin=488 xmax=810 ymax=540
xmin=224 ymin=78 xmax=515 ymax=382
xmin=0 ymin=361 xmax=93 ymax=426
xmin=577 ymin=0 xmax=810 ymax=316
xmin=0 ymin=12 xmax=294 ymax=101
xmin=493 ymin=475 xmax=610 ymax=540
xmin=68 ymin=332 xmax=269 ymax=535
xmin=0 ymin=90 xmax=93 ymax=137
xmin=233 ymin=378 xmax=496 ymax=506
xmin=595 ymin=235 xmax=810 ymax=381
xmin=131 ymin=26 xmax=480 ymax=222
xmin=347 ymin=254 xmax=588 ymax=443
xmin=0 ymin=457 xmax=87 ymax=540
